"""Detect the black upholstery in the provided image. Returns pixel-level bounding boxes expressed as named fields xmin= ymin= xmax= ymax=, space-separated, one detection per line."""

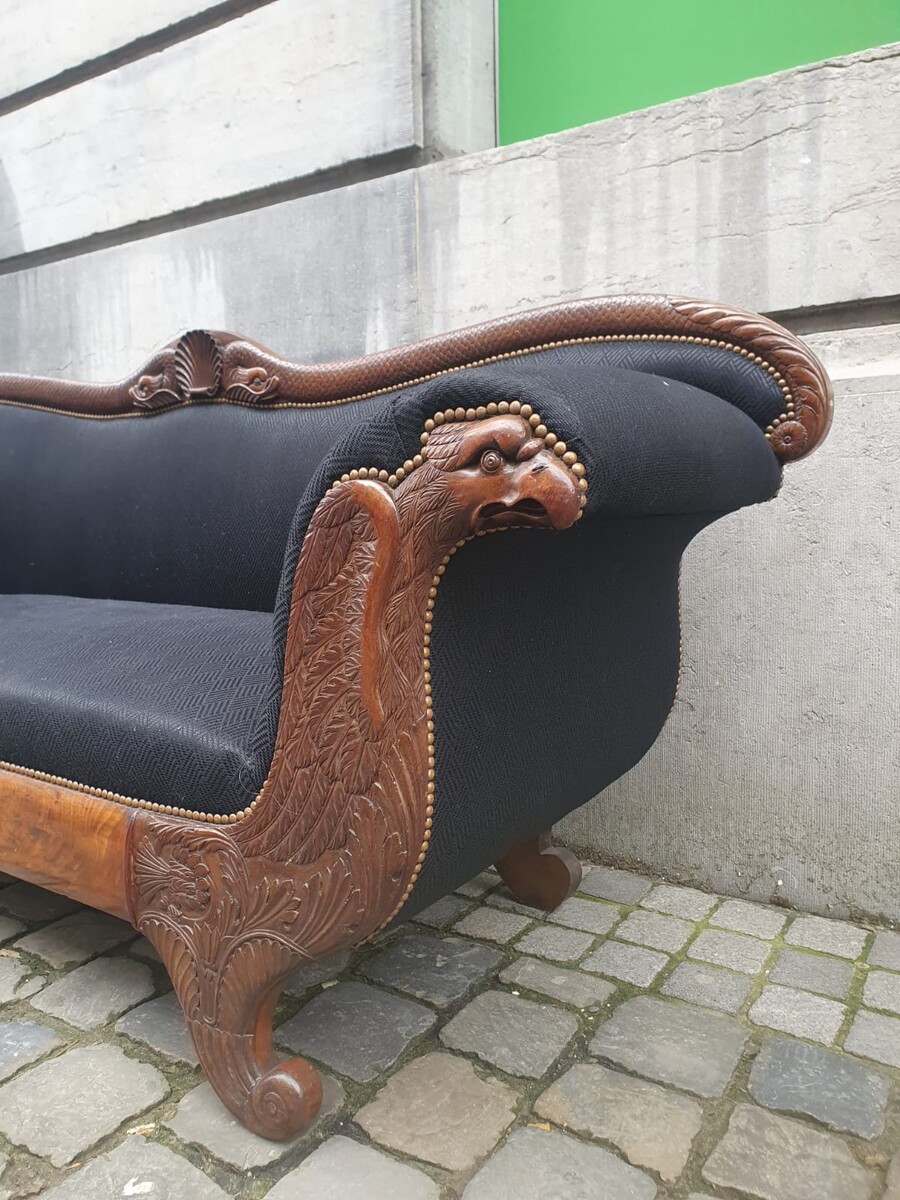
xmin=262 ymin=357 xmax=782 ymax=771
xmin=0 ymin=399 xmax=385 ymax=611
xmin=0 ymin=346 xmax=782 ymax=847
xmin=0 ymin=594 xmax=271 ymax=812
xmin=0 ymin=340 xmax=783 ymax=610
xmin=402 ymin=511 xmax=715 ymax=917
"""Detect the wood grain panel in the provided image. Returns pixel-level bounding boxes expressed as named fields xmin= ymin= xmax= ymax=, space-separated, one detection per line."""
xmin=0 ymin=768 xmax=132 ymax=919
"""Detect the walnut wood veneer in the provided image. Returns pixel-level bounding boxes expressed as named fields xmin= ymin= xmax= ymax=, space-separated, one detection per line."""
xmin=0 ymin=295 xmax=833 ymax=1140
xmin=0 ymin=771 xmax=131 ymax=919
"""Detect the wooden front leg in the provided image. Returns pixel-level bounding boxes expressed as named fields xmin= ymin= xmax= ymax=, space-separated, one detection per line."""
xmin=129 ymin=816 xmax=326 ymax=1140
xmin=495 ymin=831 xmax=582 ymax=911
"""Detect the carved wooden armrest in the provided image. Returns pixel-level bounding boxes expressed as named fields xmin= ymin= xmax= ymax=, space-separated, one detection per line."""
xmin=124 ymin=404 xmax=585 ymax=1136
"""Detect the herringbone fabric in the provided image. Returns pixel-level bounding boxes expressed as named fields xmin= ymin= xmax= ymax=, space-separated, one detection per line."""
xmin=0 ymin=594 xmax=271 ymax=812
xmin=0 ymin=342 xmax=783 ymax=610
xmin=0 ymin=345 xmax=782 ymax=822
xmin=401 ymin=510 xmax=716 ymax=918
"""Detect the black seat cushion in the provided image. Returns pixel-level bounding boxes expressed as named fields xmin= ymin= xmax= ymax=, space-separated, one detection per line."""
xmin=0 ymin=594 xmax=272 ymax=813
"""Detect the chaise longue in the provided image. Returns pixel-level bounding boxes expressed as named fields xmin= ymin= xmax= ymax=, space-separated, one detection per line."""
xmin=0 ymin=294 xmax=831 ymax=1138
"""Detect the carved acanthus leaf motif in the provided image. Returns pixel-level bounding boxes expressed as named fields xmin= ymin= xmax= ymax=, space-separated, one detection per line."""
xmin=132 ymin=822 xmax=345 ymax=1000
xmin=132 ymin=837 xmax=211 ymax=917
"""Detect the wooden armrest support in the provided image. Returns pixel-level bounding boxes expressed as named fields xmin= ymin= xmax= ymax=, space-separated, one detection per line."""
xmin=117 ymin=404 xmax=584 ymax=1137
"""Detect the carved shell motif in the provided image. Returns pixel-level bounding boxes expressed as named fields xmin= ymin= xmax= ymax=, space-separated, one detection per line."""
xmin=129 ymin=330 xmax=279 ymax=411
xmin=175 ymin=330 xmax=223 ymax=398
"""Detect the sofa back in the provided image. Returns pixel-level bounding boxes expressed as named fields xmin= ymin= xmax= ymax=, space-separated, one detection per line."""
xmin=0 ymin=397 xmax=388 ymax=611
xmin=0 ymin=302 xmax=805 ymax=613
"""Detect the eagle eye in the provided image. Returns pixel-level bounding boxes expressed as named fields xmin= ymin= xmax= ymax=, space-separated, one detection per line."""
xmin=480 ymin=449 xmax=503 ymax=473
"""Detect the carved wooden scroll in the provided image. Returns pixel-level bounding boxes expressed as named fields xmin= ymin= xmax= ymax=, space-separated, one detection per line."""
xmin=130 ymin=329 xmax=279 ymax=410
xmin=0 ymin=295 xmax=832 ymax=461
xmin=668 ymin=298 xmax=832 ymax=462
xmin=127 ymin=412 xmax=584 ymax=1139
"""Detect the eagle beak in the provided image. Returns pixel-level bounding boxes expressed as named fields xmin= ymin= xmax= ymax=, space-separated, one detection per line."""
xmin=476 ymin=451 xmax=582 ymax=532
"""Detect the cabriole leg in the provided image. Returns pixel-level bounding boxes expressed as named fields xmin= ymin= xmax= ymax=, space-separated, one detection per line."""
xmin=128 ymin=815 xmax=325 ymax=1140
xmin=185 ymin=976 xmax=323 ymax=1140
xmin=495 ymin=830 xmax=582 ymax=911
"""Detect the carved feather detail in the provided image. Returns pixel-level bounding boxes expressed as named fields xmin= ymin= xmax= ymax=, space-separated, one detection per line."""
xmin=127 ymin=415 xmax=583 ymax=1138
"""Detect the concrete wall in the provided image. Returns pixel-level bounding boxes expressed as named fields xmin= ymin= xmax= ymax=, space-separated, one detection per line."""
xmin=2 ymin=40 xmax=895 ymax=370
xmin=0 ymin=173 xmax=420 ymax=377
xmin=0 ymin=18 xmax=897 ymax=919
xmin=0 ymin=2 xmax=423 ymax=256
xmin=0 ymin=0 xmax=497 ymax=264
xmin=559 ymin=341 xmax=900 ymax=923
xmin=0 ymin=0 xmax=219 ymax=101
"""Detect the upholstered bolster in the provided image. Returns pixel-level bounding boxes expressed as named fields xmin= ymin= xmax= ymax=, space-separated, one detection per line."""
xmin=0 ymin=338 xmax=784 ymax=611
xmin=255 ymin=350 xmax=783 ymax=771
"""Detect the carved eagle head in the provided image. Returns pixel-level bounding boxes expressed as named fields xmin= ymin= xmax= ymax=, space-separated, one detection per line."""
xmin=422 ymin=414 xmax=582 ymax=534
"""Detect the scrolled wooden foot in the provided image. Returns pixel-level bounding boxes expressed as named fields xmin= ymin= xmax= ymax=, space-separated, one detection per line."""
xmin=129 ymin=817 xmax=328 ymax=1141
xmin=190 ymin=994 xmax=323 ymax=1140
xmin=495 ymin=831 xmax=582 ymax=911
xmin=243 ymin=1058 xmax=322 ymax=1141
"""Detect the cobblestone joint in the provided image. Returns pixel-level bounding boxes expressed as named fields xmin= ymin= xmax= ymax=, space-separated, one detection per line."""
xmin=0 ymin=866 xmax=894 ymax=1198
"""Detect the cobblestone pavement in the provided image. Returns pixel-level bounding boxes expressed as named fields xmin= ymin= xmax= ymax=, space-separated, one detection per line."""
xmin=1 ymin=867 xmax=900 ymax=1198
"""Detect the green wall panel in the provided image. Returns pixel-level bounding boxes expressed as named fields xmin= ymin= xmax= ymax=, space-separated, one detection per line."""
xmin=498 ymin=0 xmax=900 ymax=144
